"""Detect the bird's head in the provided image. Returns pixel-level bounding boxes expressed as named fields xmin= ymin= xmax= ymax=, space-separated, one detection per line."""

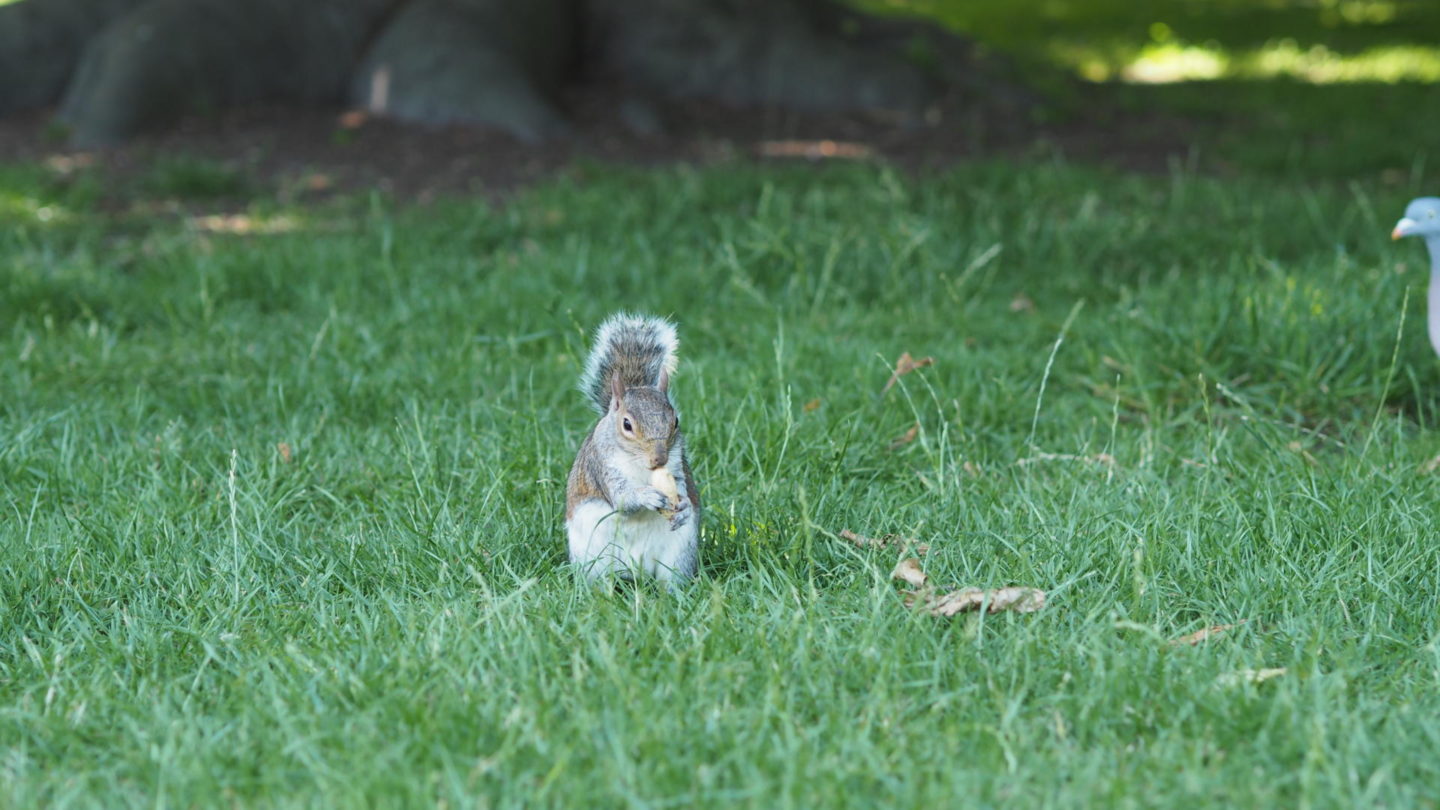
xmin=1392 ymin=197 xmax=1440 ymax=240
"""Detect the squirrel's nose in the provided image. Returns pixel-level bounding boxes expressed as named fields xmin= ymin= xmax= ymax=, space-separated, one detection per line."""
xmin=649 ymin=444 xmax=668 ymax=469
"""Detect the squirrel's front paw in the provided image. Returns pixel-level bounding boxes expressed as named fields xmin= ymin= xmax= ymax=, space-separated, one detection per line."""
xmin=667 ymin=498 xmax=692 ymax=530
xmin=633 ymin=487 xmax=671 ymax=512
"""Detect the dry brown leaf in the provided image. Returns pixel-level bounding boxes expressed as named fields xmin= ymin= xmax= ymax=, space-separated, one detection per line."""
xmin=905 ymin=586 xmax=1046 ymax=616
xmin=1016 ymin=452 xmax=1115 ymax=468
xmin=757 ymin=139 xmax=874 ymax=160
xmin=337 ymin=109 xmax=368 ymax=129
xmin=277 ymin=442 xmax=293 ymax=463
xmin=888 ymin=423 xmax=919 ymax=450
xmin=45 ymin=153 xmax=96 ymax=175
xmin=890 ymin=558 xmax=929 ymax=588
xmin=1010 ymin=293 xmax=1035 ymax=313
xmin=803 ymin=398 xmax=823 ymax=413
xmin=881 ymin=352 xmax=935 ymax=394
xmin=1216 ymin=667 xmax=1287 ymax=686
xmin=891 ymin=554 xmax=1044 ymax=616
xmin=840 ymin=529 xmax=930 ymax=555
xmin=1169 ymin=621 xmax=1244 ymax=646
xmin=191 ymin=214 xmax=298 ymax=235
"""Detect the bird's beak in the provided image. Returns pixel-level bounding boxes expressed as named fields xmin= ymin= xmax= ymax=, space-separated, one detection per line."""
xmin=1393 ymin=217 xmax=1418 ymax=240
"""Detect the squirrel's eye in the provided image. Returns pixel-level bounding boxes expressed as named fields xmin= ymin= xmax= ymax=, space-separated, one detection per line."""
xmin=622 ymin=418 xmax=633 ymax=432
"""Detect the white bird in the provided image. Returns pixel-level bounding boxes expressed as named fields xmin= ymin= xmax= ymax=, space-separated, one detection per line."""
xmin=1391 ymin=197 xmax=1440 ymax=358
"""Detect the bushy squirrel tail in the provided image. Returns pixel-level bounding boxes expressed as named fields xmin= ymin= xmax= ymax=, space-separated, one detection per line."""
xmin=579 ymin=313 xmax=679 ymax=413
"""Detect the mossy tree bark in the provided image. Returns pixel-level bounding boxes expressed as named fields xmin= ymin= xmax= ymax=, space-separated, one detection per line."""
xmin=0 ymin=0 xmax=1004 ymax=146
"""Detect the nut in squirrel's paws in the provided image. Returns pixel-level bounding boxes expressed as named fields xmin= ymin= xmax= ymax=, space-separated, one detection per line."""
xmin=666 ymin=499 xmax=691 ymax=530
xmin=650 ymin=467 xmax=682 ymax=512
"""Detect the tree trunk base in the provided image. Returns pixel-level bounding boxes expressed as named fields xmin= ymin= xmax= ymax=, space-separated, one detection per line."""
xmin=0 ymin=0 xmax=1021 ymax=147
xmin=351 ymin=0 xmax=575 ymax=142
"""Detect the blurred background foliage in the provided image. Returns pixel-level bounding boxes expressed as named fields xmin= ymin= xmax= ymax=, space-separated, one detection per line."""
xmin=856 ymin=0 xmax=1440 ymax=83
xmin=843 ymin=0 xmax=1440 ymax=180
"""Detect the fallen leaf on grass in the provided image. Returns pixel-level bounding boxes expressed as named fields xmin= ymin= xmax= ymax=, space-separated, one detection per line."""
xmin=962 ymin=461 xmax=982 ymax=477
xmin=45 ymin=153 xmax=96 ymax=175
xmin=803 ymin=398 xmax=823 ymax=413
xmin=1169 ymin=621 xmax=1245 ymax=647
xmin=888 ymin=423 xmax=919 ymax=450
xmin=277 ymin=442 xmax=293 ymax=463
xmin=841 ymin=530 xmax=930 ymax=555
xmin=1422 ymin=455 xmax=1440 ymax=474
xmin=905 ymin=586 xmax=1047 ymax=616
xmin=337 ymin=109 xmax=368 ymax=129
xmin=757 ymin=139 xmax=874 ymax=160
xmin=881 ymin=352 xmax=935 ymax=394
xmin=191 ymin=214 xmax=299 ymax=235
xmin=1015 ymin=452 xmax=1115 ymax=468
xmin=1010 ymin=293 xmax=1035 ymax=313
xmin=890 ymin=557 xmax=1045 ymax=616
xmin=890 ymin=558 xmax=929 ymax=588
xmin=1216 ymin=667 xmax=1287 ymax=686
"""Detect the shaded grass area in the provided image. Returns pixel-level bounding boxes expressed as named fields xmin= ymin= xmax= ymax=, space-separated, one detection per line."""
xmin=3 ymin=159 xmax=1440 ymax=806
xmin=1034 ymin=66 xmax=1440 ymax=183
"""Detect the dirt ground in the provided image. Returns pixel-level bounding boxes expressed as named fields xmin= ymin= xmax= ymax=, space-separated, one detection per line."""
xmin=0 ymin=80 xmax=1197 ymax=205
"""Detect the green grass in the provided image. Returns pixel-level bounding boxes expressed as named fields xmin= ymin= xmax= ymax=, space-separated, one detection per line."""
xmin=136 ymin=156 xmax=254 ymax=201
xmin=4 ymin=157 xmax=1440 ymax=807
xmin=847 ymin=1 xmax=1440 ymax=182
xmin=1098 ymin=78 xmax=1440 ymax=179
xmin=859 ymin=0 xmax=1440 ymax=83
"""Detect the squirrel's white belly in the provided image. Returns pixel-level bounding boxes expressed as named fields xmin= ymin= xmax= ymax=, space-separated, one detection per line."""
xmin=567 ymin=499 xmax=697 ymax=586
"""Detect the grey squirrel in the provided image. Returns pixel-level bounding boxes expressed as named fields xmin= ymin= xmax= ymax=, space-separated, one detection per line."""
xmin=565 ymin=313 xmax=700 ymax=586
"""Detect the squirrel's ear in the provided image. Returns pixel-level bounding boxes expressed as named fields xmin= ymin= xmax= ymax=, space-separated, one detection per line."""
xmin=608 ymin=373 xmax=625 ymax=411
xmin=657 ymin=367 xmax=670 ymax=394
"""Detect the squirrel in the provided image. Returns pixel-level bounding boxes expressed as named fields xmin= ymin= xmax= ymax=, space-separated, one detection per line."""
xmin=566 ymin=313 xmax=700 ymax=586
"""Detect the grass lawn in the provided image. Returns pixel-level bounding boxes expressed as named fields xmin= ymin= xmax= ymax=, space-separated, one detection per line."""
xmin=3 ymin=153 xmax=1440 ymax=807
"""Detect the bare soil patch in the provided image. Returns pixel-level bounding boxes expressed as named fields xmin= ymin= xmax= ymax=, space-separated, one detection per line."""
xmin=0 ymin=81 xmax=1196 ymax=205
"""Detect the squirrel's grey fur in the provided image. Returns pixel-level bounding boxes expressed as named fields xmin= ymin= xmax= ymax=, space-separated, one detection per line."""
xmin=566 ymin=313 xmax=700 ymax=586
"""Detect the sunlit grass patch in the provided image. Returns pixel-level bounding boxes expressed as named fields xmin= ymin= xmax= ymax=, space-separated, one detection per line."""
xmin=1239 ymin=41 xmax=1440 ymax=83
xmin=1076 ymin=40 xmax=1440 ymax=84
xmin=0 ymin=165 xmax=99 ymax=226
xmin=0 ymin=192 xmax=72 ymax=225
xmin=855 ymin=0 xmax=1440 ymax=85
